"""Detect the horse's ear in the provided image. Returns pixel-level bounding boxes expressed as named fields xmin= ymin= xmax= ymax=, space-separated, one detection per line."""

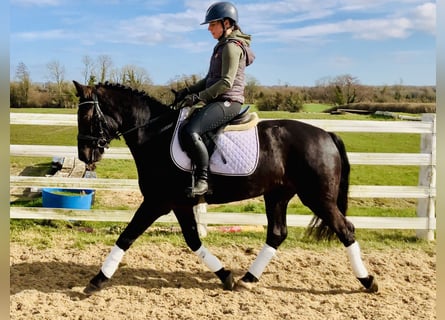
xmin=73 ymin=80 xmax=85 ymax=97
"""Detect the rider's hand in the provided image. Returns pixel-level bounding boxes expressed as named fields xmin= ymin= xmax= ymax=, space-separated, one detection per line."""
xmin=182 ymin=94 xmax=202 ymax=107
xmin=171 ymin=88 xmax=190 ymax=106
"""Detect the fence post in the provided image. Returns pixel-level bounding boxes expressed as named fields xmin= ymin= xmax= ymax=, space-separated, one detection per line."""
xmin=193 ymin=201 xmax=208 ymax=238
xmin=416 ymin=113 xmax=436 ymax=241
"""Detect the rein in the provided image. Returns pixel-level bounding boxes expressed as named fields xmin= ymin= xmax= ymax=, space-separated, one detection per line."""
xmin=77 ymin=94 xmax=176 ymax=148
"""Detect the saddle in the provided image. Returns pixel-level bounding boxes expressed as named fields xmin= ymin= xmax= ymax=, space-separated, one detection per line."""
xmin=224 ymin=106 xmax=259 ymax=130
xmin=198 ymin=106 xmax=259 ymax=155
xmin=171 ymin=106 xmax=260 ymax=176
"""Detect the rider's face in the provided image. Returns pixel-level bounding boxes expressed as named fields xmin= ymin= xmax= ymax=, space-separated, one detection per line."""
xmin=208 ymin=20 xmax=224 ymax=39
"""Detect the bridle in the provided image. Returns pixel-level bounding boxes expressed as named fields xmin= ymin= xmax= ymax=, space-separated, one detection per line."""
xmin=77 ymin=93 xmax=176 ymax=150
xmin=77 ymin=94 xmax=118 ymax=149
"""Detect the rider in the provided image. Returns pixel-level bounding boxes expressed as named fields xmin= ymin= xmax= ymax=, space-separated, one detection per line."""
xmin=174 ymin=1 xmax=255 ymax=196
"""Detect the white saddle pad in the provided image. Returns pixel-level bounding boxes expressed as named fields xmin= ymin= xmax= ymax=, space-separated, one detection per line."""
xmin=170 ymin=107 xmax=260 ymax=176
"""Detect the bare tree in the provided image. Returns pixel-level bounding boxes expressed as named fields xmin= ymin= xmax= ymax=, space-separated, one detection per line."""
xmin=46 ymin=60 xmax=66 ymax=107
xmin=244 ymin=75 xmax=260 ymax=104
xmin=314 ymin=74 xmax=361 ymax=105
xmin=167 ymin=74 xmax=201 ymax=90
xmin=313 ymin=76 xmax=333 ymax=103
xmin=332 ymin=74 xmax=361 ymax=105
xmin=47 ymin=60 xmax=65 ymax=86
xmin=121 ymin=64 xmax=152 ymax=89
xmin=81 ymin=55 xmax=95 ymax=85
xmin=108 ymin=67 xmax=121 ymax=84
xmin=14 ymin=61 xmax=31 ymax=107
xmin=97 ymin=55 xmax=113 ymax=83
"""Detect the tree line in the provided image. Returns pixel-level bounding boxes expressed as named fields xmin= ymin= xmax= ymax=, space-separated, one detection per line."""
xmin=10 ymin=57 xmax=436 ymax=112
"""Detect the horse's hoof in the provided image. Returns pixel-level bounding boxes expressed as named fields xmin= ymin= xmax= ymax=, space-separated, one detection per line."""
xmin=83 ymin=271 xmax=109 ymax=295
xmin=234 ymin=279 xmax=254 ymax=291
xmin=83 ymin=282 xmax=101 ymax=296
xmin=223 ymin=271 xmax=235 ymax=291
xmin=359 ymin=275 xmax=379 ymax=293
xmin=366 ymin=275 xmax=379 ymax=293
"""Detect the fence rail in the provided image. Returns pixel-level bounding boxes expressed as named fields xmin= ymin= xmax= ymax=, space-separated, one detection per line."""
xmin=10 ymin=208 xmax=435 ymax=230
xmin=10 ymin=113 xmax=436 ymax=240
xmin=9 ymin=176 xmax=436 ymax=199
xmin=9 ymin=145 xmax=435 ymax=165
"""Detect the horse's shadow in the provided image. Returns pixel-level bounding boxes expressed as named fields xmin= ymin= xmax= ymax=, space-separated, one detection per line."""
xmin=11 ymin=261 xmax=369 ymax=299
xmin=267 ymin=285 xmax=367 ymax=295
xmin=10 ymin=260 xmax=224 ymax=297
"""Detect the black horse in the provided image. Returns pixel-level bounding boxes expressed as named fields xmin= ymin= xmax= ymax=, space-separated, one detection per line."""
xmin=73 ymin=81 xmax=378 ymax=294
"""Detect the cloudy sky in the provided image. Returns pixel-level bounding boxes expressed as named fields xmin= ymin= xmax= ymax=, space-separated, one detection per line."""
xmin=10 ymin=0 xmax=436 ymax=86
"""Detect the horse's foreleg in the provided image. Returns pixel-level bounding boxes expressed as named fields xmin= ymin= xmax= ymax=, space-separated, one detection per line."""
xmin=237 ymin=244 xmax=277 ymax=290
xmin=174 ymin=208 xmax=234 ymax=290
xmin=237 ymin=193 xmax=288 ymax=290
xmin=84 ymin=201 xmax=168 ymax=295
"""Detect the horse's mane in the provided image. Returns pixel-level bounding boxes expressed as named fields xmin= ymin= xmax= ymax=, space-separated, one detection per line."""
xmin=97 ymin=81 xmax=169 ymax=109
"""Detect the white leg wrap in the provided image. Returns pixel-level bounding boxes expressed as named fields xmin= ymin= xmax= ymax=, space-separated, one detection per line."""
xmin=101 ymin=245 xmax=125 ymax=279
xmin=194 ymin=245 xmax=223 ymax=272
xmin=248 ymin=244 xmax=277 ymax=279
xmin=346 ymin=241 xmax=369 ymax=278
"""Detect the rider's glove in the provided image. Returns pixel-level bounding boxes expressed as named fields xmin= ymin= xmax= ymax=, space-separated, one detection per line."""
xmin=171 ymin=87 xmax=190 ymax=106
xmin=182 ymin=94 xmax=202 ymax=107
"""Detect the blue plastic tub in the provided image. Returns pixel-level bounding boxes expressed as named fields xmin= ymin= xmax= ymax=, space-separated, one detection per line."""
xmin=42 ymin=188 xmax=95 ymax=210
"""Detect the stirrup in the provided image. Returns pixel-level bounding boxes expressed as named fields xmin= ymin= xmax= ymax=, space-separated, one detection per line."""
xmin=186 ymin=178 xmax=208 ymax=198
xmin=191 ymin=179 xmax=208 ymax=197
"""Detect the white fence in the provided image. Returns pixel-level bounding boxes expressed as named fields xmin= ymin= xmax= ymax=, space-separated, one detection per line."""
xmin=10 ymin=113 xmax=436 ymax=240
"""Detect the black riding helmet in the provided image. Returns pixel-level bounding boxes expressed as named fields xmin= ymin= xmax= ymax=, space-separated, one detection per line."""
xmin=200 ymin=1 xmax=238 ymax=25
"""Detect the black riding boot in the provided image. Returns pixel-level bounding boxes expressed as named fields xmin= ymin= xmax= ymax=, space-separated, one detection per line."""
xmin=188 ymin=133 xmax=209 ymax=196
xmin=193 ymin=168 xmax=208 ymax=196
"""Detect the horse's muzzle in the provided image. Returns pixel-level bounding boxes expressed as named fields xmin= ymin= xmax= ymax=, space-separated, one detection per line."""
xmin=78 ymin=145 xmax=103 ymax=168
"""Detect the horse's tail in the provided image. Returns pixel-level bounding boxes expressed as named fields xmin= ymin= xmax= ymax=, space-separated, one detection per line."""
xmin=307 ymin=132 xmax=350 ymax=241
xmin=329 ymin=131 xmax=350 ymax=215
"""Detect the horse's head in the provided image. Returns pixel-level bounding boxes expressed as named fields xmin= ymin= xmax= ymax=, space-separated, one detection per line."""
xmin=73 ymin=80 xmax=176 ymax=168
xmin=73 ymin=80 xmax=120 ymax=169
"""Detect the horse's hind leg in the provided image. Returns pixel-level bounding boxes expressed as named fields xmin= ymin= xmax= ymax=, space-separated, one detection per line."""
xmin=309 ymin=202 xmax=378 ymax=292
xmin=237 ymin=190 xmax=290 ymax=289
xmin=84 ymin=201 xmax=169 ymax=295
xmin=174 ymin=207 xmax=235 ymax=290
xmin=336 ymin=217 xmax=378 ymax=291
